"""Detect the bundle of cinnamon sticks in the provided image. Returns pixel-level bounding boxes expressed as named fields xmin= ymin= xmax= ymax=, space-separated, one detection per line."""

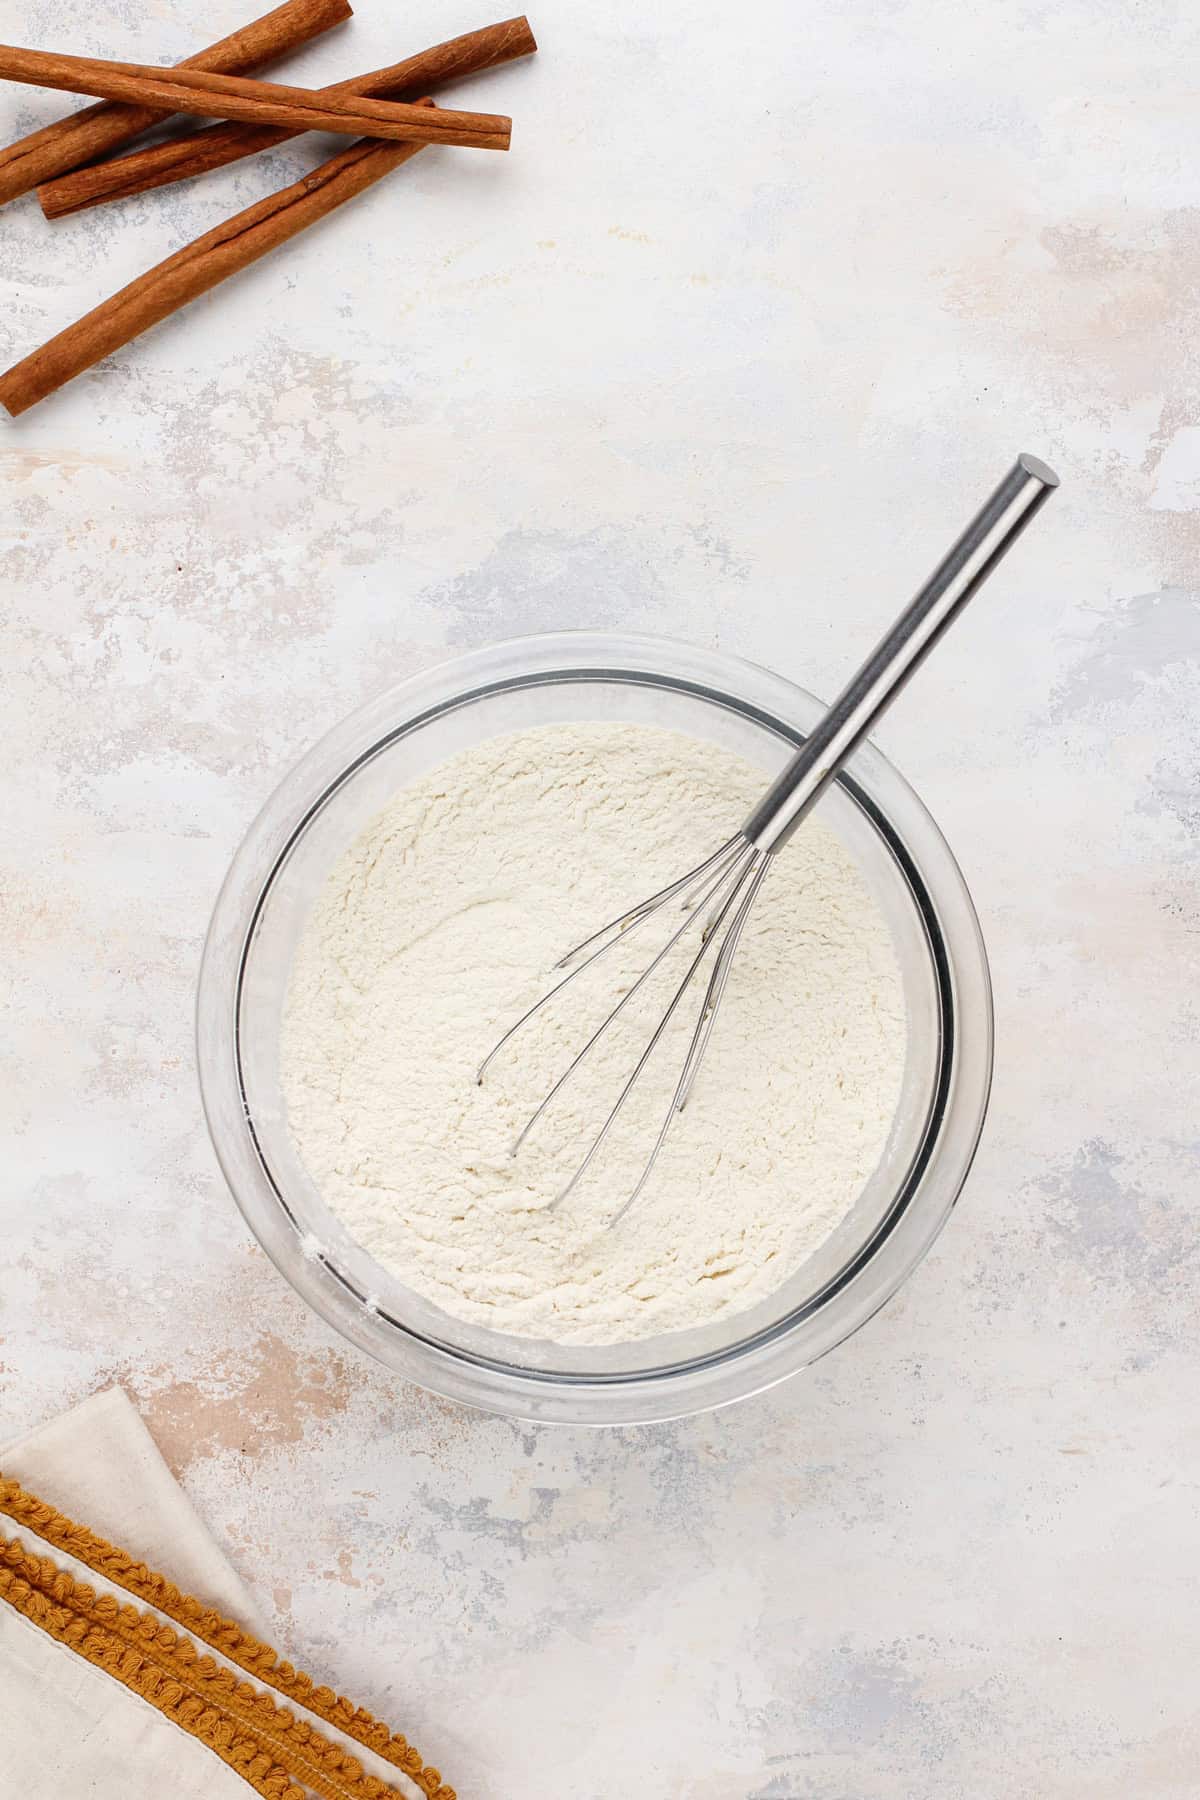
xmin=0 ymin=6 xmax=536 ymax=415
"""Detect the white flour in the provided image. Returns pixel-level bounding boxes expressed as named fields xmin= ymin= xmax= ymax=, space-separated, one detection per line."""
xmin=280 ymin=723 xmax=906 ymax=1345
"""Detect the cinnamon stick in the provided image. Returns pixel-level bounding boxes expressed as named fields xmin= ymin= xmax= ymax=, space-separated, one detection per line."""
xmin=41 ymin=16 xmax=537 ymax=218
xmin=0 ymin=46 xmax=511 ymax=150
xmin=0 ymin=109 xmax=436 ymax=417
xmin=0 ymin=0 xmax=351 ymax=208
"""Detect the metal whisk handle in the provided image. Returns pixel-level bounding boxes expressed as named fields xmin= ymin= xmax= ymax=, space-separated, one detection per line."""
xmin=741 ymin=452 xmax=1060 ymax=854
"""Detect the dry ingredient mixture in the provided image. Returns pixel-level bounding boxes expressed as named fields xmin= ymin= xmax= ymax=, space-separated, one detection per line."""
xmin=281 ymin=722 xmax=906 ymax=1345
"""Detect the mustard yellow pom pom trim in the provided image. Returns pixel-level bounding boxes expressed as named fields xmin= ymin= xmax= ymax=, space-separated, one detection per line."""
xmin=0 ymin=1475 xmax=453 ymax=1800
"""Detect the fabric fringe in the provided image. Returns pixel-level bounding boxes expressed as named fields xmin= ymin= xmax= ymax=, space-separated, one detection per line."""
xmin=0 ymin=1475 xmax=454 ymax=1800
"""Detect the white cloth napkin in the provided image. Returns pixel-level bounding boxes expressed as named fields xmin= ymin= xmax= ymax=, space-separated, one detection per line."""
xmin=3 ymin=1385 xmax=261 ymax=1626
xmin=0 ymin=1388 xmax=434 ymax=1800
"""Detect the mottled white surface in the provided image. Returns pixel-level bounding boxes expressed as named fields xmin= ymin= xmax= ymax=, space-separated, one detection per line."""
xmin=1 ymin=0 xmax=1197 ymax=1793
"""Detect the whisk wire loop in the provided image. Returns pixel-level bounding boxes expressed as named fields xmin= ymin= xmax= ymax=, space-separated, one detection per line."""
xmin=549 ymin=840 xmax=765 ymax=1211
xmin=510 ymin=839 xmax=755 ymax=1154
xmin=605 ymin=850 xmax=772 ymax=1229
xmin=476 ymin=834 xmax=744 ymax=1087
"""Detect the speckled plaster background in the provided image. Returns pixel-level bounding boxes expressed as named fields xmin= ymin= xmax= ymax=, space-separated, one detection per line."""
xmin=2 ymin=0 xmax=1198 ymax=1793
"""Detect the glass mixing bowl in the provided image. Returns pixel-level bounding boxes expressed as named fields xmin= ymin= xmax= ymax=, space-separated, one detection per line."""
xmin=197 ymin=632 xmax=992 ymax=1424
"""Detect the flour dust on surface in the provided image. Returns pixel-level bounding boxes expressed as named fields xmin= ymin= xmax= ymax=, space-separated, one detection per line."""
xmin=280 ymin=723 xmax=906 ymax=1345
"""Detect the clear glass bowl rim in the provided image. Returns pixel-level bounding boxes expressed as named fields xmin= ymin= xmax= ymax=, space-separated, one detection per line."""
xmin=196 ymin=630 xmax=994 ymax=1425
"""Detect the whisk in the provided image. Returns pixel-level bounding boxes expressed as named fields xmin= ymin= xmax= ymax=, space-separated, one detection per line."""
xmin=479 ymin=454 xmax=1059 ymax=1224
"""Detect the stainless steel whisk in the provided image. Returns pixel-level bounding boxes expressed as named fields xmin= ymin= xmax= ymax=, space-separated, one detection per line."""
xmin=479 ymin=454 xmax=1059 ymax=1224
